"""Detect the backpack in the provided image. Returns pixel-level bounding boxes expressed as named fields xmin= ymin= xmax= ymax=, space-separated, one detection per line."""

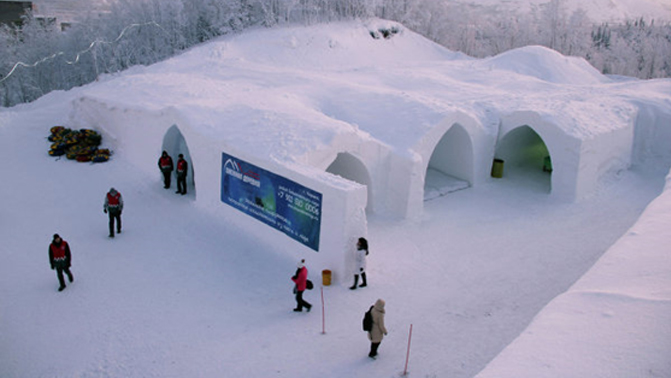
xmin=362 ymin=306 xmax=374 ymax=332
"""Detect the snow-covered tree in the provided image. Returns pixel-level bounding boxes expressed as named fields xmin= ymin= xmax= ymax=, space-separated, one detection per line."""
xmin=2 ymin=0 xmax=671 ymax=107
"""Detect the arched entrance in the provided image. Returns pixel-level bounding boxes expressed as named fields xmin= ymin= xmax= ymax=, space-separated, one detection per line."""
xmin=494 ymin=125 xmax=552 ymax=193
xmin=326 ymin=152 xmax=373 ymax=213
xmin=162 ymin=125 xmax=196 ymax=197
xmin=424 ymin=124 xmax=473 ymax=201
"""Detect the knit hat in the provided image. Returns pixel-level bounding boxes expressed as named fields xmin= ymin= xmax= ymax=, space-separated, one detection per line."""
xmin=297 ymin=259 xmax=305 ymax=268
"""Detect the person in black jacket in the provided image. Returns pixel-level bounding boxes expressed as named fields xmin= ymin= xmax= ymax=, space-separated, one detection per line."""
xmin=48 ymin=234 xmax=73 ymax=292
xmin=104 ymin=187 xmax=124 ymax=237
xmin=158 ymin=151 xmax=174 ymax=189
xmin=176 ymin=154 xmax=188 ymax=195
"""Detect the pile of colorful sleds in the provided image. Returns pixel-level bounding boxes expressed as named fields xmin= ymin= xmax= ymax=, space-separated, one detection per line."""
xmin=48 ymin=126 xmax=112 ymax=163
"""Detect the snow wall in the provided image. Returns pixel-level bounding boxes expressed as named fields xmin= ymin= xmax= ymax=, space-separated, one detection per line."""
xmin=407 ymin=107 xmax=634 ymax=217
xmin=70 ymin=93 xmax=643 ymax=226
xmin=632 ymin=101 xmax=671 ymax=167
xmin=70 ymin=96 xmax=368 ymax=285
xmin=304 ymin=131 xmax=392 ymax=217
xmin=304 ymin=109 xmax=495 ymax=220
xmin=408 ymin=111 xmax=493 ymax=219
xmin=497 ymin=111 xmax=633 ymax=200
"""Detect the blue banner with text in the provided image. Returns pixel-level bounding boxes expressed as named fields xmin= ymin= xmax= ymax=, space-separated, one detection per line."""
xmin=220 ymin=152 xmax=322 ymax=251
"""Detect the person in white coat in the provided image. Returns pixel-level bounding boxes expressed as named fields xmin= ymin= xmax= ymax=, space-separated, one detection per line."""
xmin=368 ymin=298 xmax=388 ymax=358
xmin=350 ymin=237 xmax=368 ymax=290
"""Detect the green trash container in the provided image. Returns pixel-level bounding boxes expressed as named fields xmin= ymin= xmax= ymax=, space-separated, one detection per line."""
xmin=491 ymin=158 xmax=504 ymax=178
xmin=543 ymin=156 xmax=553 ymax=173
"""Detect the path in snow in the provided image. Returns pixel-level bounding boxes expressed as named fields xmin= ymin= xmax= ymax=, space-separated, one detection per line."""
xmin=367 ymin=164 xmax=666 ymax=377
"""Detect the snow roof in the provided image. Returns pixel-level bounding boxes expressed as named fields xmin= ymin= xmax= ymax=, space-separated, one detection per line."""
xmin=79 ymin=20 xmax=671 ymax=167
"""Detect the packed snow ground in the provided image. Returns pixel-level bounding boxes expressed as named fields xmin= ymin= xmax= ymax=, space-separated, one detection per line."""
xmin=2 ymin=20 xmax=671 ymax=378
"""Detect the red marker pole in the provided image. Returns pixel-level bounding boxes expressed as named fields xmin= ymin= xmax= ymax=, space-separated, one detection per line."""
xmin=321 ymin=286 xmax=326 ymax=334
xmin=403 ymin=324 xmax=413 ymax=376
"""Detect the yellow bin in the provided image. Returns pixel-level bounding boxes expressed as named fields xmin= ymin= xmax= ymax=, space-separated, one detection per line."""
xmin=491 ymin=158 xmax=504 ymax=178
xmin=322 ymin=269 xmax=332 ymax=286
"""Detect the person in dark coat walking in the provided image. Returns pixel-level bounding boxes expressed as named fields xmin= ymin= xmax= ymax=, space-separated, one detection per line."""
xmin=176 ymin=154 xmax=188 ymax=195
xmin=367 ymin=298 xmax=388 ymax=358
xmin=104 ymin=187 xmax=123 ymax=238
xmin=48 ymin=234 xmax=73 ymax=292
xmin=350 ymin=237 xmax=369 ymax=290
xmin=158 ymin=151 xmax=174 ymax=189
xmin=291 ymin=259 xmax=312 ymax=312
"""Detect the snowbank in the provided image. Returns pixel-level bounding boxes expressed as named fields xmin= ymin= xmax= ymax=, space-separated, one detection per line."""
xmin=484 ymin=45 xmax=609 ymax=85
xmin=475 ymin=172 xmax=671 ymax=378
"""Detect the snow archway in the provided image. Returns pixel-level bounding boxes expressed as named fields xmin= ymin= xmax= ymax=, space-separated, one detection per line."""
xmin=494 ymin=125 xmax=552 ymax=193
xmin=405 ymin=112 xmax=487 ymax=219
xmin=162 ymin=125 xmax=196 ymax=197
xmin=424 ymin=123 xmax=473 ymax=201
xmin=326 ymin=152 xmax=373 ymax=213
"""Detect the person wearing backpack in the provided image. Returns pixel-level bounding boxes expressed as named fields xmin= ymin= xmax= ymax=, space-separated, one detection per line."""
xmin=350 ymin=237 xmax=369 ymax=290
xmin=367 ymin=298 xmax=388 ymax=358
xmin=291 ymin=259 xmax=312 ymax=312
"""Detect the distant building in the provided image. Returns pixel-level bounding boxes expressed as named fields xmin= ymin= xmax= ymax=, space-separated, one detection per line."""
xmin=0 ymin=1 xmax=34 ymax=26
xmin=0 ymin=0 xmax=109 ymax=30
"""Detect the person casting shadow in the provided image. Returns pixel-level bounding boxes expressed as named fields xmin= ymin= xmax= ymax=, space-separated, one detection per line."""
xmin=48 ymin=234 xmax=74 ymax=292
xmin=350 ymin=237 xmax=369 ymax=290
xmin=291 ymin=259 xmax=312 ymax=312
xmin=104 ymin=187 xmax=123 ymax=237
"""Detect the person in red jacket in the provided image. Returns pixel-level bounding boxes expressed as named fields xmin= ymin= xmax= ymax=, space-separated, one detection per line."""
xmin=104 ymin=187 xmax=123 ymax=238
xmin=157 ymin=151 xmax=174 ymax=189
xmin=176 ymin=154 xmax=188 ymax=195
xmin=48 ymin=234 xmax=73 ymax=292
xmin=291 ymin=259 xmax=312 ymax=312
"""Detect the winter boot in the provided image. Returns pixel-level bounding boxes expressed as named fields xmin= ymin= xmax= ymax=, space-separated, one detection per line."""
xmin=369 ymin=342 xmax=380 ymax=358
xmin=359 ymin=272 xmax=367 ymax=288
xmin=349 ymin=274 xmax=359 ymax=290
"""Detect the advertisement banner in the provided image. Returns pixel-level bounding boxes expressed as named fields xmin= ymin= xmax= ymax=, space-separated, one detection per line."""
xmin=220 ymin=152 xmax=322 ymax=251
